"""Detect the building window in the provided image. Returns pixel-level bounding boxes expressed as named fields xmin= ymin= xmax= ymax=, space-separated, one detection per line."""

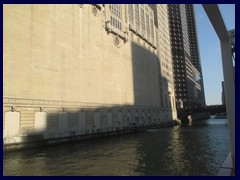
xmin=110 ymin=4 xmax=121 ymax=18
xmin=155 ymin=29 xmax=158 ymax=46
xmin=110 ymin=4 xmax=122 ymax=30
xmin=146 ymin=14 xmax=150 ymax=40
xmin=125 ymin=4 xmax=127 ymax=23
xmin=135 ymin=4 xmax=140 ymax=30
xmin=141 ymin=8 xmax=145 ymax=35
xmin=150 ymin=18 xmax=154 ymax=43
xmin=129 ymin=4 xmax=134 ymax=25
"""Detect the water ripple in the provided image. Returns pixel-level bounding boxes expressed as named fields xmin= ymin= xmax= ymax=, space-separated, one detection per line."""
xmin=4 ymin=118 xmax=230 ymax=176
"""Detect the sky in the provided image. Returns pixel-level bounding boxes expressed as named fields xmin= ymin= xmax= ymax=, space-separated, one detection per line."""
xmin=194 ymin=4 xmax=235 ymax=105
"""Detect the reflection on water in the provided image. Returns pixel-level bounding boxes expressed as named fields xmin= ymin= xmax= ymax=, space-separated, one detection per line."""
xmin=3 ymin=118 xmax=230 ymax=176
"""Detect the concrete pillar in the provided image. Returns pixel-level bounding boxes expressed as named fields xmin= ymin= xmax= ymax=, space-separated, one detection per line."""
xmin=107 ymin=112 xmax=113 ymax=130
xmin=221 ymin=40 xmax=235 ymax=168
xmin=94 ymin=112 xmax=101 ymax=130
xmin=127 ymin=112 xmax=131 ymax=126
xmin=100 ymin=113 xmax=107 ymax=132
xmin=58 ymin=112 xmax=68 ymax=136
xmin=78 ymin=112 xmax=86 ymax=134
xmin=118 ymin=112 xmax=123 ymax=128
xmin=4 ymin=111 xmax=20 ymax=138
xmin=202 ymin=4 xmax=235 ymax=170
xmin=35 ymin=112 xmax=47 ymax=133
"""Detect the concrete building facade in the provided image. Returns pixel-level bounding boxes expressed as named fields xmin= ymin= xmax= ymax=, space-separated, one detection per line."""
xmin=3 ymin=4 xmax=177 ymax=146
xmin=150 ymin=4 xmax=177 ymax=119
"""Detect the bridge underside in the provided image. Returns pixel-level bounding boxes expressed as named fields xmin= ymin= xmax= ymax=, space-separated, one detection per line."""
xmin=177 ymin=105 xmax=226 ymax=121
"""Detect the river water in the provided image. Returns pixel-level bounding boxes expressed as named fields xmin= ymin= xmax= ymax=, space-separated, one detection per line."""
xmin=3 ymin=118 xmax=230 ymax=176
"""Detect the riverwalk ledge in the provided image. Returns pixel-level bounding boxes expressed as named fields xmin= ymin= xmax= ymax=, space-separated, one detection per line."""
xmin=4 ymin=120 xmax=179 ymax=152
xmin=217 ymin=153 xmax=235 ymax=176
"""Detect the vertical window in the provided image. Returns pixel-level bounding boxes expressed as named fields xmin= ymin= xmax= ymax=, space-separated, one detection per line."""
xmin=110 ymin=4 xmax=122 ymax=30
xmin=141 ymin=8 xmax=145 ymax=35
xmin=129 ymin=4 xmax=134 ymax=25
xmin=135 ymin=4 xmax=140 ymax=30
xmin=125 ymin=4 xmax=127 ymax=23
xmin=155 ymin=29 xmax=158 ymax=46
xmin=146 ymin=14 xmax=150 ymax=39
xmin=150 ymin=18 xmax=154 ymax=43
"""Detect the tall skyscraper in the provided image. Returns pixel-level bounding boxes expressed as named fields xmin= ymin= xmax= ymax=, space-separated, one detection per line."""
xmin=168 ymin=4 xmax=205 ymax=109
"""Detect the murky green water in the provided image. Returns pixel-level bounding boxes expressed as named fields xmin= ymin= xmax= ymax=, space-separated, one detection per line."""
xmin=3 ymin=118 xmax=230 ymax=176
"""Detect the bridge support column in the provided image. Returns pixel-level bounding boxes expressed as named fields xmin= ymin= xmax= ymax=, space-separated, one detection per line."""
xmin=203 ymin=4 xmax=235 ymax=171
xmin=221 ymin=40 xmax=235 ymax=169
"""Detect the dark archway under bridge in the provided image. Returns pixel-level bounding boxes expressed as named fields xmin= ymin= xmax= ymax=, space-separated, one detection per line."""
xmin=177 ymin=105 xmax=227 ymax=122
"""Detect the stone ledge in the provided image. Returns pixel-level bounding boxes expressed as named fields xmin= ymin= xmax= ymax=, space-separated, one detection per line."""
xmin=217 ymin=168 xmax=232 ymax=176
xmin=217 ymin=153 xmax=235 ymax=176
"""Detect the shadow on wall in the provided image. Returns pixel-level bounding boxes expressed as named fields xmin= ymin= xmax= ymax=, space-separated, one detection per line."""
xmin=3 ymin=105 xmax=177 ymax=150
xmin=3 ymin=41 xmax=175 ymax=149
xmin=131 ymin=41 xmax=173 ymax=121
xmin=131 ymin=41 xmax=161 ymax=107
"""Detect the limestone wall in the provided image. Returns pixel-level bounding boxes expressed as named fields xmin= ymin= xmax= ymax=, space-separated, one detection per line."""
xmin=3 ymin=105 xmax=173 ymax=145
xmin=3 ymin=4 xmax=160 ymax=107
xmin=3 ymin=4 xmax=177 ymax=146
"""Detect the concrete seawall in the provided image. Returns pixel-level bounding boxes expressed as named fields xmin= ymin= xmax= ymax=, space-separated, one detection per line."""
xmin=3 ymin=101 xmax=180 ymax=152
xmin=4 ymin=120 xmax=179 ymax=152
